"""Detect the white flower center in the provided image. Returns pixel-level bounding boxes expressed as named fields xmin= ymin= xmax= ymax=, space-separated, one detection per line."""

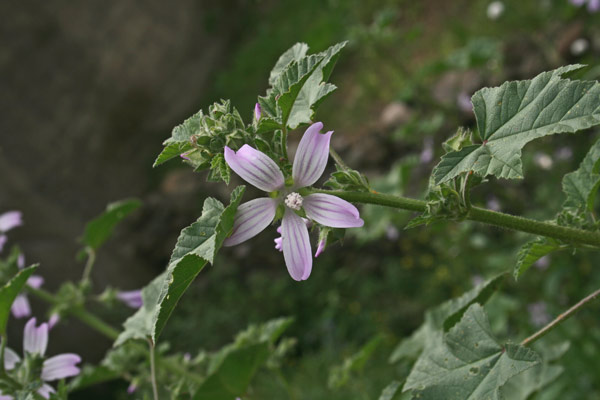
xmin=284 ymin=192 xmax=303 ymax=210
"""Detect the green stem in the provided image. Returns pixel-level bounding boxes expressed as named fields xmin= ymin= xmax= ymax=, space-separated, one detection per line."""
xmin=309 ymin=190 xmax=600 ymax=247
xmin=0 ymin=334 xmax=6 ymax=376
xmin=148 ymin=339 xmax=160 ymax=400
xmin=81 ymin=247 xmax=96 ymax=285
xmin=281 ymin=127 xmax=289 ymax=161
xmin=28 ymin=287 xmax=120 ymax=340
xmin=521 ymin=287 xmax=600 ymax=346
xmin=329 ymin=148 xmax=350 ymax=171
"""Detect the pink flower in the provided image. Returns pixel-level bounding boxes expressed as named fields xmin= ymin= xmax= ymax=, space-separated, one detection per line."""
xmin=0 ymin=211 xmax=23 ymax=253
xmin=116 ymin=289 xmax=143 ymax=309
xmin=223 ymin=122 xmax=363 ymax=280
xmin=0 ymin=318 xmax=81 ymax=399
xmin=10 ymin=255 xmax=45 ymax=319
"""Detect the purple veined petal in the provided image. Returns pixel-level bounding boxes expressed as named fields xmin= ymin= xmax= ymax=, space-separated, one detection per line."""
xmin=37 ymin=384 xmax=55 ymax=399
xmin=23 ymin=318 xmax=48 ymax=356
xmin=224 ymin=145 xmax=284 ymax=192
xmin=588 ymin=0 xmax=600 ymax=12
xmin=223 ymin=198 xmax=278 ymax=247
xmin=41 ymin=353 xmax=81 ymax=381
xmin=0 ymin=235 xmax=6 ymax=253
xmin=0 ymin=211 xmax=22 ymax=232
xmin=116 ymin=290 xmax=143 ymax=309
xmin=303 ymin=194 xmax=364 ymax=228
xmin=314 ymin=239 xmax=326 ymax=258
xmin=254 ymin=103 xmax=261 ymax=121
xmin=27 ymin=275 xmax=44 ymax=289
xmin=4 ymin=347 xmax=21 ymax=370
xmin=0 ymin=391 xmax=13 ymax=400
xmin=48 ymin=314 xmax=60 ymax=330
xmin=281 ymin=210 xmax=312 ymax=281
xmin=291 ymin=122 xmax=333 ymax=188
xmin=11 ymin=295 xmax=31 ymax=319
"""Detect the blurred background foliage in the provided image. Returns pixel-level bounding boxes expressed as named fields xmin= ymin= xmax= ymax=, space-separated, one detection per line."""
xmin=1 ymin=0 xmax=600 ymax=398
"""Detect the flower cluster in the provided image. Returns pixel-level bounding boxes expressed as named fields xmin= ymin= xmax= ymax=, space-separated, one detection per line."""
xmin=223 ymin=121 xmax=363 ymax=281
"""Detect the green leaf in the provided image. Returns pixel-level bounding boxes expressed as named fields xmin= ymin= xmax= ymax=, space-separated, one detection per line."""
xmin=378 ymin=381 xmax=406 ymax=400
xmin=207 ymin=153 xmax=231 ymax=184
xmin=114 ymin=271 xmax=166 ymax=346
xmin=0 ymin=265 xmax=37 ymax=335
xmin=153 ymin=142 xmax=193 ymax=167
xmin=164 ymin=110 xmax=204 ymax=144
xmin=151 ymin=186 xmax=245 ymax=341
xmin=498 ymin=342 xmax=569 ymax=400
xmin=269 ymin=43 xmax=309 ymax=85
xmin=390 ymin=273 xmax=505 ymax=363
xmin=68 ymin=365 xmax=120 ymax=391
xmin=562 ymin=138 xmax=600 ymax=211
xmin=328 ymin=335 xmax=383 ymax=389
xmin=434 ymin=65 xmax=600 ymax=184
xmin=192 ymin=343 xmax=269 ymax=400
xmin=514 ymin=238 xmax=564 ymax=279
xmin=259 ymin=42 xmax=347 ymax=130
xmin=82 ymin=199 xmax=141 ymax=250
xmin=404 ymin=304 xmax=540 ymax=400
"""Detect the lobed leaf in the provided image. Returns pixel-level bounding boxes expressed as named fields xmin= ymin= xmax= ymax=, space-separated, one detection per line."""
xmin=153 ymin=142 xmax=193 ymax=167
xmin=562 ymin=138 xmax=600 ymax=211
xmin=82 ymin=199 xmax=141 ymax=251
xmin=390 ymin=273 xmax=505 ymax=363
xmin=404 ymin=304 xmax=540 ymax=400
xmin=0 ymin=265 xmax=37 ymax=335
xmin=268 ymin=43 xmax=309 ymax=85
xmin=434 ymin=65 xmax=600 ymax=184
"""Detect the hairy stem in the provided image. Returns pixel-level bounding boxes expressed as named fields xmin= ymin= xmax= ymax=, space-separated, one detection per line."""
xmin=281 ymin=127 xmax=289 ymax=161
xmin=81 ymin=246 xmax=96 ymax=285
xmin=148 ymin=339 xmax=160 ymax=400
xmin=310 ymin=190 xmax=600 ymax=247
xmin=521 ymin=287 xmax=600 ymax=346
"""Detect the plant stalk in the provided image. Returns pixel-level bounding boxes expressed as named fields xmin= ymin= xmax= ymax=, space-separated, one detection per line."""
xmin=521 ymin=287 xmax=600 ymax=346
xmin=148 ymin=339 xmax=160 ymax=400
xmin=310 ymin=190 xmax=600 ymax=247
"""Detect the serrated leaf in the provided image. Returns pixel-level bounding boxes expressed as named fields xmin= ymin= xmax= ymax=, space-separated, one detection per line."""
xmin=434 ymin=65 xmax=600 ymax=184
xmin=82 ymin=199 xmax=141 ymax=250
xmin=208 ymin=153 xmax=231 ymax=184
xmin=514 ymin=238 xmax=564 ymax=279
xmin=151 ymin=186 xmax=245 ymax=341
xmin=498 ymin=341 xmax=569 ymax=400
xmin=562 ymin=138 xmax=600 ymax=211
xmin=153 ymin=142 xmax=193 ymax=167
xmin=192 ymin=343 xmax=269 ymax=400
xmin=114 ymin=271 xmax=166 ymax=346
xmin=163 ymin=110 xmax=204 ymax=145
xmin=269 ymin=43 xmax=309 ymax=85
xmin=0 ymin=265 xmax=37 ymax=335
xmin=390 ymin=274 xmax=505 ymax=363
xmin=404 ymin=304 xmax=540 ymax=400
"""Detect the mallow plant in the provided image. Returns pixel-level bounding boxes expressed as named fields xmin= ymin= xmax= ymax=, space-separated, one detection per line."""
xmin=0 ymin=41 xmax=599 ymax=399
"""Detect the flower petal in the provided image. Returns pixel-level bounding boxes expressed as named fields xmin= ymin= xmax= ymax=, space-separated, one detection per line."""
xmin=27 ymin=275 xmax=44 ymax=289
xmin=23 ymin=318 xmax=48 ymax=356
xmin=37 ymin=384 xmax=55 ymax=399
xmin=116 ymin=290 xmax=143 ymax=309
xmin=223 ymin=198 xmax=278 ymax=247
xmin=10 ymin=295 xmax=31 ymax=319
xmin=303 ymin=194 xmax=364 ymax=228
xmin=281 ymin=210 xmax=312 ymax=281
xmin=0 ymin=235 xmax=6 ymax=253
xmin=315 ymin=239 xmax=326 ymax=258
xmin=224 ymin=145 xmax=284 ymax=192
xmin=41 ymin=353 xmax=81 ymax=381
xmin=0 ymin=391 xmax=13 ymax=400
xmin=292 ymin=122 xmax=333 ymax=188
xmin=0 ymin=211 xmax=22 ymax=232
xmin=4 ymin=348 xmax=20 ymax=370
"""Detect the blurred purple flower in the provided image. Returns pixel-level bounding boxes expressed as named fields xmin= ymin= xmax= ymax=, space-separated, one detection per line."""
xmin=555 ymin=147 xmax=573 ymax=161
xmin=456 ymin=92 xmax=473 ymax=113
xmin=420 ymin=138 xmax=434 ymax=164
xmin=534 ymin=255 xmax=550 ymax=270
xmin=48 ymin=313 xmax=60 ymax=330
xmin=0 ymin=236 xmax=6 ymax=254
xmin=0 ymin=318 xmax=81 ymax=399
xmin=486 ymin=196 xmax=501 ymax=212
xmin=0 ymin=211 xmax=22 ymax=233
xmin=116 ymin=290 xmax=143 ymax=309
xmin=224 ymin=122 xmax=364 ymax=281
xmin=487 ymin=1 xmax=505 ymax=19
xmin=569 ymin=0 xmax=600 ymax=12
xmin=471 ymin=275 xmax=485 ymax=287
xmin=11 ymin=255 xmax=45 ymax=319
xmin=527 ymin=301 xmax=551 ymax=327
xmin=127 ymin=382 xmax=137 ymax=394
xmin=386 ymin=225 xmax=400 ymax=241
